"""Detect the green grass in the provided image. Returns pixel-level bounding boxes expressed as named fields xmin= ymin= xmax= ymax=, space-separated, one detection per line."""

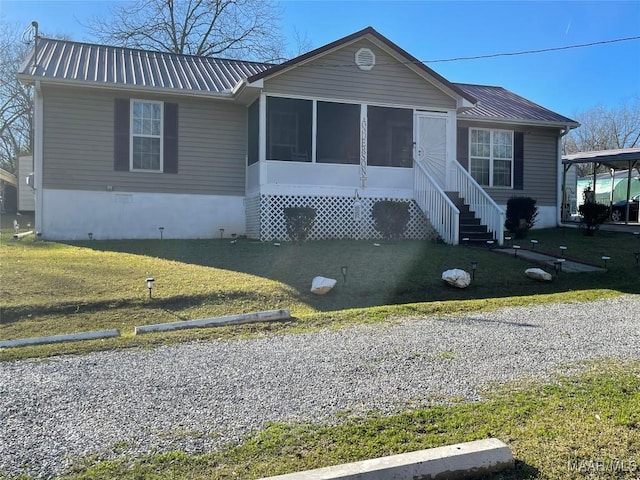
xmin=1 ymin=219 xmax=639 ymax=361
xmin=57 ymin=360 xmax=640 ymax=479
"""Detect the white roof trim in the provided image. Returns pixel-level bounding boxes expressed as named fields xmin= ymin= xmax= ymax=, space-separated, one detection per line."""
xmin=458 ymin=114 xmax=579 ymax=129
xmin=17 ymin=74 xmax=237 ymax=100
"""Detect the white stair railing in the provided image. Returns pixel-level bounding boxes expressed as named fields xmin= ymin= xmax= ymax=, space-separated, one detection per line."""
xmin=452 ymin=162 xmax=505 ymax=244
xmin=414 ymin=161 xmax=459 ymax=245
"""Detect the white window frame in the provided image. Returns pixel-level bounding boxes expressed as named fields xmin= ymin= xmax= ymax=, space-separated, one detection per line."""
xmin=264 ymin=93 xmax=418 ymax=166
xmin=468 ymin=127 xmax=513 ymax=188
xmin=130 ymin=99 xmax=164 ymax=172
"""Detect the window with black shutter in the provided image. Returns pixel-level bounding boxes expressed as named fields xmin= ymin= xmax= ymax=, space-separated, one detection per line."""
xmin=114 ymin=99 xmax=178 ymax=173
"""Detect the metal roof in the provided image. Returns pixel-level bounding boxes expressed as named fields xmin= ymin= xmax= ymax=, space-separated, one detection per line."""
xmin=0 ymin=168 xmax=17 ymax=186
xmin=562 ymin=147 xmax=640 ymax=168
xmin=18 ymin=37 xmax=577 ymax=129
xmin=18 ymin=37 xmax=272 ymax=94
xmin=456 ymin=83 xmax=578 ymax=127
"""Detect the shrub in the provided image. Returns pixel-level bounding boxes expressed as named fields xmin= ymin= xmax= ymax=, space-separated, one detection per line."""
xmin=283 ymin=207 xmax=316 ymax=243
xmin=504 ymin=197 xmax=538 ymax=239
xmin=578 ymin=202 xmax=609 ymax=236
xmin=372 ymin=200 xmax=410 ymax=241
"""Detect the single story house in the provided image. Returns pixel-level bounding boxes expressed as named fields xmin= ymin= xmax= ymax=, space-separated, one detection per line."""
xmin=18 ymin=27 xmax=578 ymax=243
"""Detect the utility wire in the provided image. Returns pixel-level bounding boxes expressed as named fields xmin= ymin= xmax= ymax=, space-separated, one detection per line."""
xmin=424 ymin=36 xmax=640 ymax=63
xmin=304 ymin=35 xmax=640 ymax=68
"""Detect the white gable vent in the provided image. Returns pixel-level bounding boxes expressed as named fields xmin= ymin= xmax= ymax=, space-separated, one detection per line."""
xmin=355 ymin=48 xmax=375 ymax=71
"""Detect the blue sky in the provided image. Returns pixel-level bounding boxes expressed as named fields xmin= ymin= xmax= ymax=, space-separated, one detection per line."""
xmin=3 ymin=0 xmax=639 ymax=119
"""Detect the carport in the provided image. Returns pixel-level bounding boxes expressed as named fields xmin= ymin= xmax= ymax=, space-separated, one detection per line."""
xmin=562 ymin=147 xmax=640 ymax=225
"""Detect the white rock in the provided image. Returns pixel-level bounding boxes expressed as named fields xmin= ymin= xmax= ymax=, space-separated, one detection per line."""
xmin=525 ymin=268 xmax=552 ymax=282
xmin=311 ymin=276 xmax=337 ymax=295
xmin=441 ymin=269 xmax=471 ymax=288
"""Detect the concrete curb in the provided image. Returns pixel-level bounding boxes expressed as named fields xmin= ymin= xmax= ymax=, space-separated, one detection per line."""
xmin=258 ymin=438 xmax=513 ymax=480
xmin=134 ymin=309 xmax=291 ymax=335
xmin=0 ymin=329 xmax=121 ymax=349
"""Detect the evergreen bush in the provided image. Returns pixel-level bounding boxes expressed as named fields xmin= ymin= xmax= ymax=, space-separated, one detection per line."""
xmin=372 ymin=200 xmax=410 ymax=241
xmin=578 ymin=202 xmax=609 ymax=236
xmin=504 ymin=197 xmax=538 ymax=239
xmin=283 ymin=207 xmax=316 ymax=243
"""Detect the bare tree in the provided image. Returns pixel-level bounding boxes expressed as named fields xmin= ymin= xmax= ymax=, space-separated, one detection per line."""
xmin=86 ymin=0 xmax=288 ymax=61
xmin=0 ymin=22 xmax=33 ymax=174
xmin=563 ymin=96 xmax=640 ymax=155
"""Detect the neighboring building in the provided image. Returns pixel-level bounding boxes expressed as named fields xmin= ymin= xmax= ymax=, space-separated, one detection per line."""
xmin=0 ymin=168 xmax=17 ymax=214
xmin=18 ymin=27 xmax=578 ymax=242
xmin=17 ymin=155 xmax=35 ymax=212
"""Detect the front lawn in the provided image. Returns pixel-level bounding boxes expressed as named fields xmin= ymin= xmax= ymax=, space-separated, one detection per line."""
xmin=1 ymin=225 xmax=639 ymax=361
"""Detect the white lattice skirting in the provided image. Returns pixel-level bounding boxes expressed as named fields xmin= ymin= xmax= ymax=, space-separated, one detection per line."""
xmin=245 ymin=194 xmax=438 ymax=241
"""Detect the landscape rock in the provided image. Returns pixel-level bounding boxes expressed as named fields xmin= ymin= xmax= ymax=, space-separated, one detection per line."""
xmin=311 ymin=276 xmax=337 ymax=295
xmin=441 ymin=269 xmax=471 ymax=288
xmin=525 ymin=268 xmax=552 ymax=282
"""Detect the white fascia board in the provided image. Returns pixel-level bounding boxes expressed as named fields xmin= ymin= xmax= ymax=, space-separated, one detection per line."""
xmin=457 ymin=98 xmax=476 ymax=111
xmin=233 ymin=79 xmax=263 ymax=105
xmin=458 ymin=115 xmax=580 ymax=130
xmin=246 ymin=78 xmax=264 ymax=88
xmin=232 ymin=78 xmax=264 ymax=93
xmin=17 ymin=75 xmax=237 ymax=101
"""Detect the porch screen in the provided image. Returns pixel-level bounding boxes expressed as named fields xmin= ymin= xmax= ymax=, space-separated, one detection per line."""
xmin=367 ymin=106 xmax=413 ymax=168
xmin=266 ymin=97 xmax=312 ymax=162
xmin=317 ymin=101 xmax=359 ymax=164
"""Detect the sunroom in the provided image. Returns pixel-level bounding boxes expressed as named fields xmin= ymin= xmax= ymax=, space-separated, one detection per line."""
xmin=244 ymin=92 xmax=458 ymax=241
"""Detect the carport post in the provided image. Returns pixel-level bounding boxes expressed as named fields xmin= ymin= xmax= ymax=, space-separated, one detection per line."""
xmin=625 ymin=161 xmax=631 ymax=224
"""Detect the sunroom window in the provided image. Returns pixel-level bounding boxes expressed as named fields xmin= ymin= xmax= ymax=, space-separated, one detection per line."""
xmin=469 ymin=128 xmax=513 ymax=187
xmin=317 ymin=101 xmax=360 ymax=164
xmin=131 ymin=100 xmax=163 ymax=171
xmin=266 ymin=97 xmax=312 ymax=161
xmin=367 ymin=106 xmax=413 ymax=168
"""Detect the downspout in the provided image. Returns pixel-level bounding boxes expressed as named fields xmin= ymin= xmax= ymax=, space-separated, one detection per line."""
xmin=557 ymin=126 xmax=572 ymax=226
xmin=33 ymin=80 xmax=44 ymax=238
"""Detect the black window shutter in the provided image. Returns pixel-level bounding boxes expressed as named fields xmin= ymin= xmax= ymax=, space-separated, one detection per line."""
xmin=114 ymin=99 xmax=130 ymax=171
xmin=457 ymin=126 xmax=469 ymax=169
xmin=513 ymin=131 xmax=524 ymax=190
xmin=163 ymin=103 xmax=178 ymax=173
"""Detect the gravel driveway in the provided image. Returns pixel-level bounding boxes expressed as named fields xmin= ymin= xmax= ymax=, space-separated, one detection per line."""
xmin=1 ymin=295 xmax=639 ymax=478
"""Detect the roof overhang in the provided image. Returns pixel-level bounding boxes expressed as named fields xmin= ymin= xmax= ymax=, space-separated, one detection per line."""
xmin=17 ymin=74 xmax=237 ymax=101
xmin=459 ymin=114 xmax=580 ymax=130
xmin=231 ymin=79 xmax=263 ymax=105
xmin=0 ymin=168 xmax=17 ymax=186
xmin=562 ymin=148 xmax=640 ymax=170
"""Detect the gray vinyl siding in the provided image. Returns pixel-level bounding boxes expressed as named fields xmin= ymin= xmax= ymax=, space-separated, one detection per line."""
xmin=42 ymin=85 xmax=246 ymax=195
xmin=457 ymin=120 xmax=560 ymax=206
xmin=264 ymin=39 xmax=456 ymax=109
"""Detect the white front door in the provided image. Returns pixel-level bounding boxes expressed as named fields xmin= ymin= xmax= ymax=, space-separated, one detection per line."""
xmin=415 ymin=113 xmax=448 ymax=188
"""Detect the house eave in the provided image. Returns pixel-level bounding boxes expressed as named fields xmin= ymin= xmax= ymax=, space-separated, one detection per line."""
xmin=458 ymin=115 xmax=580 ymax=130
xmin=232 ymin=79 xmax=262 ymax=105
xmin=17 ymin=75 xmax=237 ymax=101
